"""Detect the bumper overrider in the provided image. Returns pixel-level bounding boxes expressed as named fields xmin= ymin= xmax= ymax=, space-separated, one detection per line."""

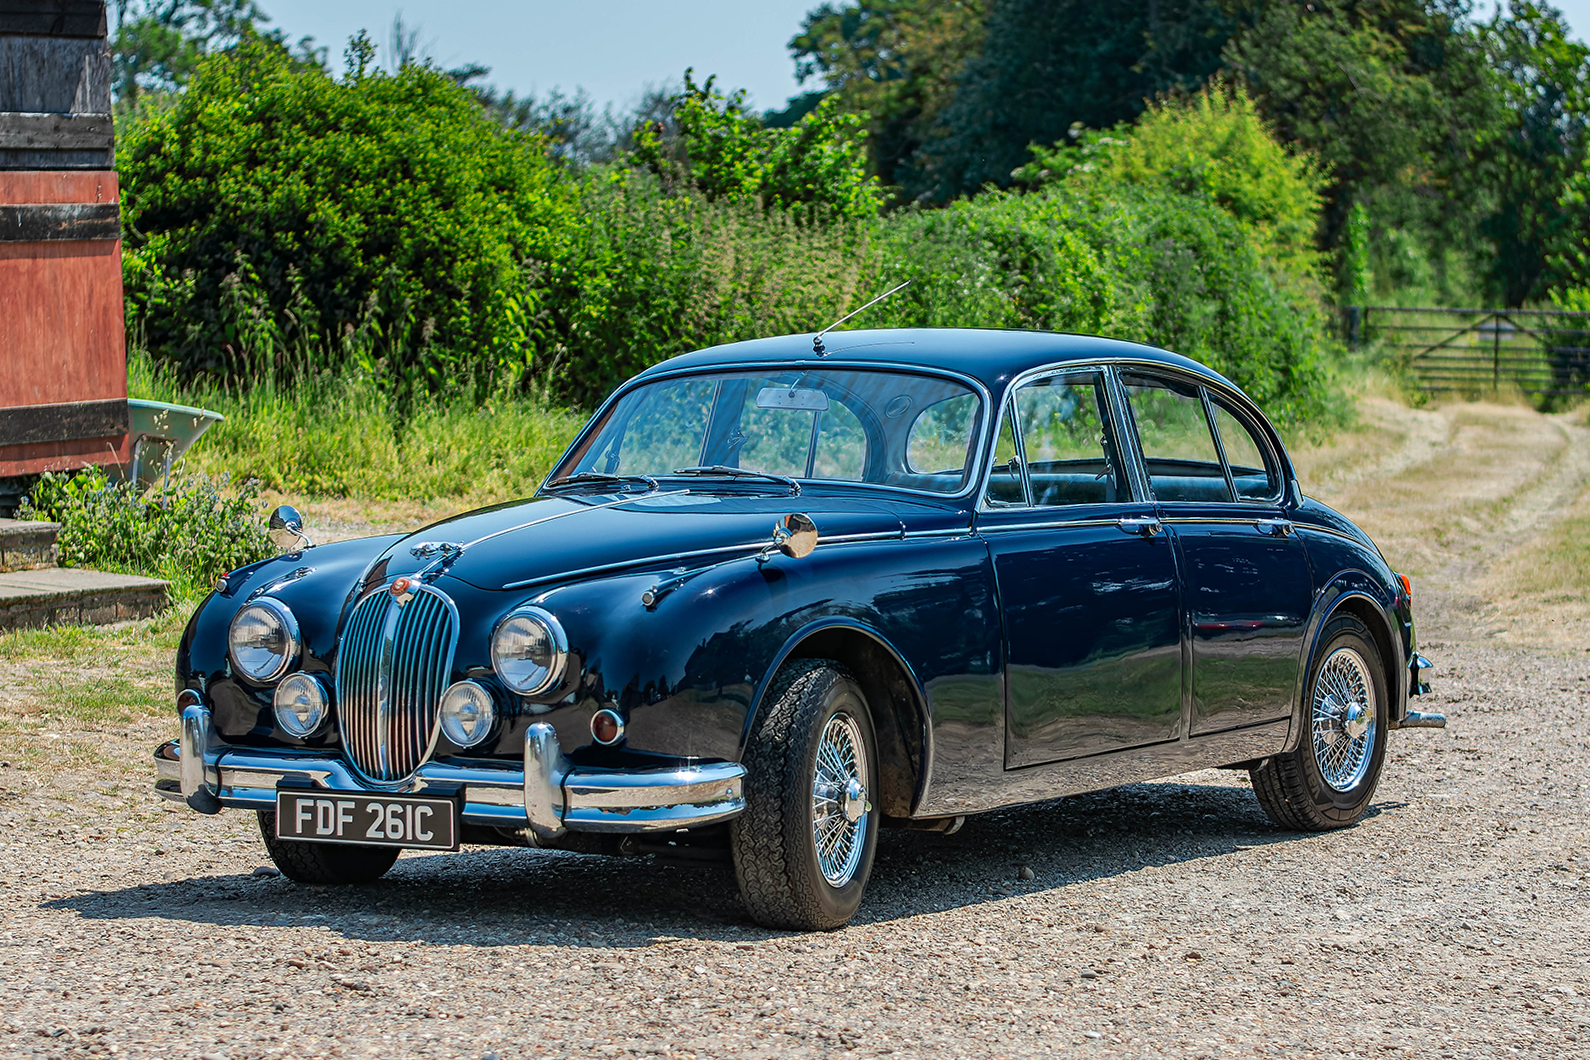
xmin=154 ymin=699 xmax=747 ymax=839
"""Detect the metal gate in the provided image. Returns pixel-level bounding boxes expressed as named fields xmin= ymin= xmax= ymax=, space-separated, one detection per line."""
xmin=1353 ymin=306 xmax=1590 ymax=398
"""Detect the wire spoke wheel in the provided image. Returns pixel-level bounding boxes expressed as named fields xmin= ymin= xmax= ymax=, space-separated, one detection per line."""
xmin=1310 ymin=646 xmax=1377 ymax=792
xmin=811 ymin=713 xmax=870 ymax=887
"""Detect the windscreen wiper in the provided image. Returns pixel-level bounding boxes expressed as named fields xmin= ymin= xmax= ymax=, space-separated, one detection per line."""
xmin=670 ymin=465 xmax=802 ymax=495
xmin=545 ymin=471 xmax=659 ymax=492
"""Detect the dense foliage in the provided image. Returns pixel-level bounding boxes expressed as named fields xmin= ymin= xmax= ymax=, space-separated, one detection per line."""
xmin=20 ymin=469 xmax=274 ymax=600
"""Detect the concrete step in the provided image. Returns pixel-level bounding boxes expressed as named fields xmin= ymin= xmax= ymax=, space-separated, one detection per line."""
xmin=0 ymin=519 xmax=60 ymax=572
xmin=0 ymin=567 xmax=169 ymax=631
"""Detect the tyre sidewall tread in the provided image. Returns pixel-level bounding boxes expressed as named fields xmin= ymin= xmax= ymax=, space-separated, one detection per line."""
xmin=1251 ymin=614 xmax=1389 ymax=832
xmin=731 ymin=659 xmax=880 ymax=931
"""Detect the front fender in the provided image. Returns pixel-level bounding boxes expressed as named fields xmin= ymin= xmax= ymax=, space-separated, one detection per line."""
xmin=175 ymin=534 xmax=406 ymax=745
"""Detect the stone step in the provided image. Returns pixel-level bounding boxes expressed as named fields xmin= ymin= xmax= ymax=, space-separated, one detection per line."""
xmin=0 ymin=519 xmax=61 ymax=572
xmin=0 ymin=567 xmax=169 ymax=631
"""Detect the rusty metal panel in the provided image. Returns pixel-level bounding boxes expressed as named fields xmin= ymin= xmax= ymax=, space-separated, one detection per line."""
xmin=0 ymin=168 xmax=126 ymax=476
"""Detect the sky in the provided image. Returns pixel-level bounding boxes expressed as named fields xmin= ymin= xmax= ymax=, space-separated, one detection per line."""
xmin=259 ymin=0 xmax=820 ymax=114
xmin=258 ymin=1 xmax=1590 ymax=118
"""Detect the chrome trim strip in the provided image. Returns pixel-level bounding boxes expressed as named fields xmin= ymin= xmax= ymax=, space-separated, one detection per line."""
xmin=501 ymin=543 xmax=765 ymax=591
xmin=1292 ymin=522 xmax=1375 ymax=548
xmin=977 ymin=518 xmax=1124 ymax=534
xmin=150 ymin=739 xmax=748 ymax=834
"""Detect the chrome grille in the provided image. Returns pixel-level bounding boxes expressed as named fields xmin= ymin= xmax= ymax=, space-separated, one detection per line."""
xmin=334 ymin=584 xmax=458 ymax=783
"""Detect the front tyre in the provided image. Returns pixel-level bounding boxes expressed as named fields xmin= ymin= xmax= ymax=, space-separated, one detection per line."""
xmin=732 ymin=660 xmax=880 ymax=930
xmin=1251 ymin=614 xmax=1389 ymax=831
xmin=257 ymin=811 xmax=400 ymax=884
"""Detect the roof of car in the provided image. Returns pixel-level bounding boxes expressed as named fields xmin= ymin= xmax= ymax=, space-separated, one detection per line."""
xmin=638 ymin=327 xmax=1235 ymax=395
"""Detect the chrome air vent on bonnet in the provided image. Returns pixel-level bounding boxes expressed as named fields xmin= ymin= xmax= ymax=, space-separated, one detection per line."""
xmin=335 ymin=579 xmax=459 ymax=783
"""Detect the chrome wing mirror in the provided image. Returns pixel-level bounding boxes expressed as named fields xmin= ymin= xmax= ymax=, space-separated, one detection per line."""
xmin=762 ymin=512 xmax=818 ymax=561
xmin=268 ymin=505 xmax=315 ymax=552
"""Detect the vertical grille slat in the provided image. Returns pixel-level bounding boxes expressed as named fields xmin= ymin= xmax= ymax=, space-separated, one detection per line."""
xmin=335 ymin=585 xmax=457 ymax=783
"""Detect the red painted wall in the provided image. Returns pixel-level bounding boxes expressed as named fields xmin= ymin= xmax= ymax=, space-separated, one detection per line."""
xmin=0 ymin=169 xmax=129 ymax=475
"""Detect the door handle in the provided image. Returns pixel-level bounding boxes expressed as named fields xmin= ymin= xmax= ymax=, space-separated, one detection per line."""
xmin=1117 ymin=516 xmax=1163 ymax=538
xmin=1256 ymin=519 xmax=1294 ymax=537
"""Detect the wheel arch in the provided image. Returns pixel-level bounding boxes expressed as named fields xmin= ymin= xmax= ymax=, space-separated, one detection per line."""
xmin=744 ymin=619 xmax=932 ymax=819
xmin=1285 ymin=581 xmax=1406 ymax=752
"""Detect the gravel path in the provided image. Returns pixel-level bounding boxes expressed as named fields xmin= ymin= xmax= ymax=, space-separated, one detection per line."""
xmin=3 ymin=401 xmax=1590 ymax=1060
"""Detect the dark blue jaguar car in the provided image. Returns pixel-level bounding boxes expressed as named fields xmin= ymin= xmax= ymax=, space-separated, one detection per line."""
xmin=157 ymin=328 xmax=1442 ymax=929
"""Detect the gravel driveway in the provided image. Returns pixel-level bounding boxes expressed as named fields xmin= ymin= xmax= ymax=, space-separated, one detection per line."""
xmin=3 ymin=400 xmax=1589 ymax=1059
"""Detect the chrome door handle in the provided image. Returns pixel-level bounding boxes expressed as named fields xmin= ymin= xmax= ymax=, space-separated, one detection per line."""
xmin=1117 ymin=516 xmax=1163 ymax=537
xmin=1256 ymin=519 xmax=1294 ymax=537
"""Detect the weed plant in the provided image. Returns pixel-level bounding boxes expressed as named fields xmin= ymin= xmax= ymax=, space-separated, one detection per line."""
xmin=20 ymin=468 xmax=275 ymax=602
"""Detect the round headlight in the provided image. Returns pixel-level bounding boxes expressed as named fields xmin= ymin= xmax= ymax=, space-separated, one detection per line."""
xmin=273 ymin=673 xmax=328 ymax=737
xmin=490 ymin=607 xmax=567 ymax=696
xmin=228 ymin=598 xmax=300 ymax=683
xmin=439 ymin=681 xmax=497 ymax=748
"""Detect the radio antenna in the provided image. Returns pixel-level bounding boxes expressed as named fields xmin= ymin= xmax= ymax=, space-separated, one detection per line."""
xmin=812 ymin=280 xmax=910 ymax=356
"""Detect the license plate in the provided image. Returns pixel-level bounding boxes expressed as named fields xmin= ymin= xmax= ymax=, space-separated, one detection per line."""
xmin=275 ymin=790 xmax=459 ymax=851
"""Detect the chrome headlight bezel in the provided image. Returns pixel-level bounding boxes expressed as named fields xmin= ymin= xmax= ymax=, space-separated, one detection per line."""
xmin=489 ymin=606 xmax=568 ymax=696
xmin=227 ymin=597 xmax=301 ymax=684
xmin=272 ymin=672 xmax=329 ymax=737
xmin=438 ymin=680 xmax=497 ymax=748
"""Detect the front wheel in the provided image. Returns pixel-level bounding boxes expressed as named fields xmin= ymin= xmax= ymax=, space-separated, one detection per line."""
xmin=1251 ymin=614 xmax=1389 ymax=831
xmin=257 ymin=811 xmax=400 ymax=884
xmin=731 ymin=660 xmax=880 ymax=930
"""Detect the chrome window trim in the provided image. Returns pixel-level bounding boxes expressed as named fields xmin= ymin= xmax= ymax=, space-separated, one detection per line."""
xmin=975 ymin=362 xmax=1141 ymax=513
xmin=545 ymin=359 xmax=995 ymax=504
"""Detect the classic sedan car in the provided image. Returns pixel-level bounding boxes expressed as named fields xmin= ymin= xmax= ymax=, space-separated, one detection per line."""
xmin=156 ymin=327 xmax=1443 ymax=930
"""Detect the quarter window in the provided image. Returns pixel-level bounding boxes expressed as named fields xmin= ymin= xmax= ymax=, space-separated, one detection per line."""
xmin=1211 ymin=401 xmax=1279 ymax=501
xmin=1121 ymin=374 xmax=1233 ymax=503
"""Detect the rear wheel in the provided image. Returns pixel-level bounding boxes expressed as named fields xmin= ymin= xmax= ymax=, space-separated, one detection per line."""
xmin=731 ymin=660 xmax=879 ymax=930
xmin=1251 ymin=614 xmax=1389 ymax=831
xmin=257 ymin=811 xmax=400 ymax=884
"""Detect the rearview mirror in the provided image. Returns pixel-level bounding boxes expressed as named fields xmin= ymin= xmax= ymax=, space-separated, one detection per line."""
xmin=756 ymin=387 xmax=829 ymax=412
xmin=268 ymin=505 xmax=314 ymax=552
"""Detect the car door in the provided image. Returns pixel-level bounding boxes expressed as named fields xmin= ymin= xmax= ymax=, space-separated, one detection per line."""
xmin=1117 ymin=371 xmax=1312 ymax=737
xmin=981 ymin=368 xmax=1183 ymax=769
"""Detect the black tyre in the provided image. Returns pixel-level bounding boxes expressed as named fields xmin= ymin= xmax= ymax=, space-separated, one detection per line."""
xmin=257 ymin=811 xmax=400 ymax=884
xmin=731 ymin=659 xmax=880 ymax=931
xmin=1251 ymin=614 xmax=1389 ymax=831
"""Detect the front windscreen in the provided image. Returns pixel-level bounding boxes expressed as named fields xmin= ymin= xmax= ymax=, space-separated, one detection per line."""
xmin=554 ymin=369 xmax=984 ymax=495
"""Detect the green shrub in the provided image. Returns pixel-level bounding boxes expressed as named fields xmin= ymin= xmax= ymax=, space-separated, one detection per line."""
xmin=119 ymin=33 xmax=578 ymax=391
xmin=869 ymin=181 xmax=1332 ymax=422
xmin=20 ymin=468 xmax=275 ymax=602
xmin=1019 ymin=80 xmax=1326 ymax=285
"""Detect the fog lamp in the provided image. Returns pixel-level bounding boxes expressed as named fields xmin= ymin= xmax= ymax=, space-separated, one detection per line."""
xmin=439 ymin=681 xmax=497 ymax=748
xmin=273 ymin=673 xmax=328 ymax=737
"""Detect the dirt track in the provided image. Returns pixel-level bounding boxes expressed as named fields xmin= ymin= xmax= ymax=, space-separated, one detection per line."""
xmin=3 ymin=398 xmax=1590 ymax=1059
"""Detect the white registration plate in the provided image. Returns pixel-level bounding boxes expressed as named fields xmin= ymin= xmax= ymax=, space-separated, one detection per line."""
xmin=275 ymin=790 xmax=458 ymax=851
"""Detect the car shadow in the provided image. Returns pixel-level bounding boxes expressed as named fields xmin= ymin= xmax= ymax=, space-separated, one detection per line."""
xmin=46 ymin=779 xmax=1400 ymax=945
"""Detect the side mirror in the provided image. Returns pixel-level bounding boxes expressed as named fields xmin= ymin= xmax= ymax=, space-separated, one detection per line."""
xmin=268 ymin=505 xmax=314 ymax=552
xmin=772 ymin=512 xmax=819 ymax=560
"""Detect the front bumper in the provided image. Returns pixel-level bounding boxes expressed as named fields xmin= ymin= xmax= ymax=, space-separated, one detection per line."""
xmin=154 ymin=705 xmax=745 ymax=838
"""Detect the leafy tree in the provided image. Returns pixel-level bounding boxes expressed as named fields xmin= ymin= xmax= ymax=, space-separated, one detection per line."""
xmin=1222 ymin=0 xmax=1493 ymax=297
xmin=1476 ymin=3 xmax=1589 ymax=306
xmin=907 ymin=0 xmax=1245 ymax=200
xmin=111 ymin=0 xmax=322 ymax=103
xmin=631 ymin=71 xmax=881 ymax=220
xmin=780 ymin=0 xmax=989 ymax=189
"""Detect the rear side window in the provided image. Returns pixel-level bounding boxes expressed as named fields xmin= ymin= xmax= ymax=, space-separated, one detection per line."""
xmin=1211 ymin=401 xmax=1280 ymax=501
xmin=1120 ymin=373 xmax=1233 ymax=503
